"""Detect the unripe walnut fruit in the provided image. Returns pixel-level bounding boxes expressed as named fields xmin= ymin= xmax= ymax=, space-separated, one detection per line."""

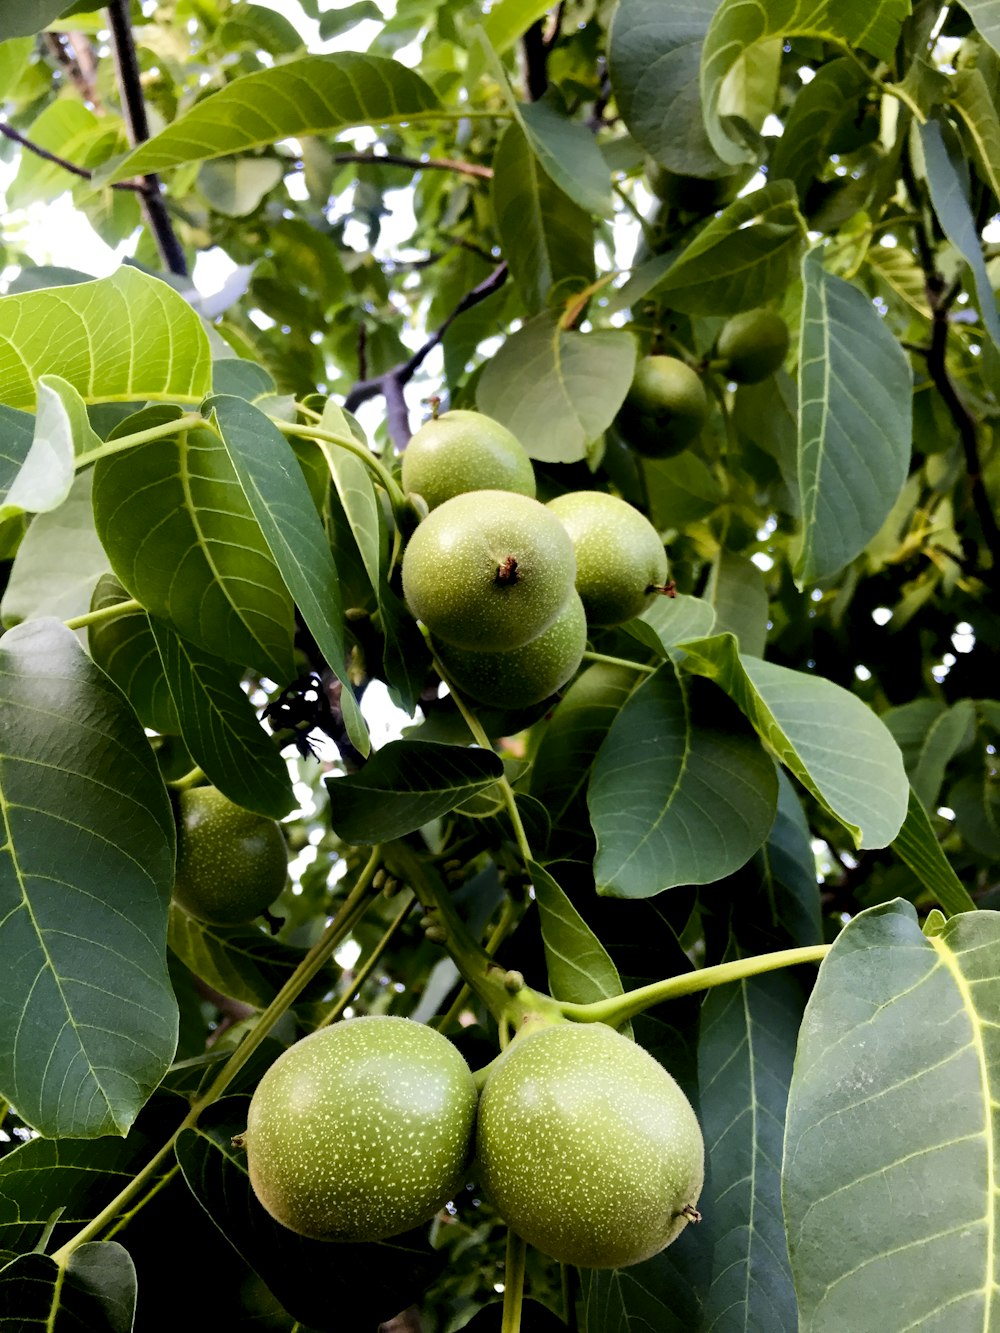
xmin=243 ymin=1017 xmax=477 ymax=1242
xmin=173 ymin=786 xmax=287 ymax=926
xmin=716 ymin=309 xmax=789 ymax=383
xmin=618 ymin=356 xmax=708 ymax=458
xmin=401 ymin=410 xmax=536 ymax=510
xmin=401 ymin=490 xmax=576 ymax=651
xmin=476 ymin=1021 xmax=704 ymax=1269
xmin=547 ymin=491 xmax=667 ymax=626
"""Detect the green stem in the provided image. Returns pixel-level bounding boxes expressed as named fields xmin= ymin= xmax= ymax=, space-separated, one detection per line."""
xmin=50 ymin=848 xmax=383 ymax=1267
xmin=502 ymin=1229 xmax=528 ymax=1333
xmin=316 ymin=893 xmax=417 ymax=1028
xmin=102 ymin=1164 xmax=180 ymax=1242
xmin=558 ymin=945 xmax=831 ymax=1028
xmin=274 ymin=420 xmax=409 ymax=521
xmin=580 ymin=650 xmax=655 ymax=675
xmin=432 ymin=654 xmax=534 ymax=868
xmin=74 ymin=412 xmax=205 ymax=469
xmin=166 ymin=766 xmax=207 ymax=791
xmin=64 ymin=599 xmax=142 ymax=632
xmin=705 ymin=372 xmax=739 ymax=456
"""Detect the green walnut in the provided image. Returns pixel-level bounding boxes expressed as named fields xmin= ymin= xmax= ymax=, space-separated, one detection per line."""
xmin=644 ymin=158 xmax=744 ymax=214
xmin=434 ymin=592 xmax=587 ymax=709
xmin=401 ymin=410 xmax=536 ymax=510
xmin=401 ymin=489 xmax=576 ymax=652
xmin=716 ymin=309 xmax=790 ymax=384
xmin=173 ymin=786 xmax=287 ymax=926
xmin=618 ymin=355 xmax=708 ymax=458
xmin=476 ymin=1021 xmax=704 ymax=1269
xmin=547 ymin=491 xmax=668 ymax=626
xmin=242 ymin=1016 xmax=478 ymax=1242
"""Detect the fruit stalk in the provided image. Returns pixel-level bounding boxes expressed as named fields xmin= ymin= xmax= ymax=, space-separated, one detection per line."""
xmin=315 ymin=892 xmax=417 ymax=1028
xmin=74 ymin=411 xmax=205 ymax=468
xmin=274 ymin=419 xmax=410 ymax=522
xmin=64 ymin=597 xmax=143 ymax=632
xmin=501 ymin=1229 xmax=528 ymax=1333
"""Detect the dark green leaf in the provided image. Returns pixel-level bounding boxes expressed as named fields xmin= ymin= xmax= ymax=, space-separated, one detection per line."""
xmin=88 ymin=574 xmax=179 ymax=735
xmin=208 ymin=394 xmax=369 ymax=756
xmin=530 ymin=859 xmax=628 ymax=1009
xmin=643 ymin=451 xmax=726 ymax=529
xmin=655 ymin=181 xmax=806 ymax=314
xmin=590 ymin=663 xmax=779 ymax=896
xmin=492 ymin=121 xmax=594 ymax=313
xmin=706 ymin=549 xmax=768 ymax=658
xmin=0 ymin=405 xmax=36 ymax=509
xmin=0 ymin=1243 xmax=136 ymax=1332
xmin=0 ymin=619 xmax=176 ymax=1137
xmin=891 ymin=788 xmax=977 ymax=916
xmin=624 ymin=594 xmax=717 ymax=657
xmin=697 ymin=969 xmax=803 ymax=1330
xmin=92 ymin=412 xmax=296 ymax=682
xmin=149 ymin=618 xmax=295 ymax=820
xmin=679 ymin=633 xmax=909 ymax=848
xmin=784 ymin=900 xmax=1000 ymax=1328
xmin=769 ymin=58 xmax=870 ymax=195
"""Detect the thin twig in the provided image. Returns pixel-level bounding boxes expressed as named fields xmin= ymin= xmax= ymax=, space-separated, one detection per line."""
xmin=106 ymin=0 xmax=188 ymax=276
xmin=343 ymin=262 xmax=508 ymax=442
xmin=333 ymin=150 xmax=492 ymax=180
xmin=0 ymin=121 xmax=147 ymax=192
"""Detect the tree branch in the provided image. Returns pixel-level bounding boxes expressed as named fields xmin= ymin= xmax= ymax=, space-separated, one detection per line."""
xmin=0 ymin=121 xmax=147 ymax=192
xmin=343 ymin=262 xmax=508 ymax=450
xmin=332 ymin=150 xmax=493 ymax=180
xmin=106 ymin=0 xmax=188 ymax=276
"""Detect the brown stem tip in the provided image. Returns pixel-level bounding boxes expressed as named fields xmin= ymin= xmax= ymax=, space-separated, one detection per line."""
xmin=681 ymin=1203 xmax=702 ymax=1222
xmin=495 ymin=555 xmax=520 ymax=585
xmin=647 ymin=581 xmax=677 ymax=598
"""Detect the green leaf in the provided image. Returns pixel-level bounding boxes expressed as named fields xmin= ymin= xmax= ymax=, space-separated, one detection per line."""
xmin=911 ymin=699 xmax=977 ymax=811
xmin=609 ymin=0 xmax=726 ymax=178
xmin=175 ymin=1098 xmax=445 ymax=1328
xmin=769 ymin=58 xmax=869 ymax=196
xmin=149 ymin=618 xmax=295 ymax=819
xmin=0 ymin=619 xmax=176 ymax=1137
xmin=198 ymin=156 xmax=284 ymax=217
xmin=679 ymin=633 xmax=908 ymax=848
xmin=8 ymin=100 xmax=119 ymax=208
xmin=950 ymin=772 xmax=1000 ymax=859
xmin=705 ymin=550 xmax=768 ymax=657
xmin=701 ymin=0 xmax=909 ymax=164
xmin=482 ymin=0 xmax=554 ymax=54
xmin=167 ymin=907 xmax=330 ymax=1009
xmin=208 ymin=395 xmax=367 ymax=754
xmin=949 ymin=69 xmax=1000 ymax=201
xmin=590 ymin=662 xmax=779 ymax=896
xmin=492 ymin=122 xmax=594 ymax=313
xmin=624 ymin=593 xmax=717 ymax=656
xmin=0 ymin=4 xmax=79 ymax=40
xmin=0 ymin=1243 xmax=136 ymax=1331
xmin=0 ymin=39 xmax=33 ymax=97
xmin=529 ymin=661 xmax=641 ymax=851
xmin=783 ymin=900 xmax=1000 ymax=1328
xmin=892 ymin=787 xmax=977 ymax=916
xmin=697 ymin=970 xmax=803 ymax=1330
xmin=0 ymin=268 xmax=212 ymax=411
xmin=580 ymin=1257 xmax=704 ymax=1332
xmin=920 ymin=117 xmax=1000 ymax=349
xmin=474 ymin=29 xmax=612 ymax=215
xmin=321 ymin=400 xmax=383 ymax=594
xmin=0 ymin=406 xmax=36 ymax=510
xmin=963 ymin=0 xmax=1000 ymax=58
xmin=88 ymin=574 xmax=179 ymax=734
xmin=531 ymin=860 xmax=628 ymax=1008
xmin=1 ymin=470 xmax=111 ymax=627
xmin=0 ymin=375 xmax=98 ymax=522
xmin=643 ymin=450 xmax=726 ymax=529
xmin=655 ymin=181 xmax=806 ymax=314
xmin=105 ymin=54 xmax=441 ymax=181
xmin=795 ymin=249 xmax=913 ymax=584
xmin=759 ymin=769 xmax=824 ymax=948
xmin=92 ymin=412 xmax=296 ymax=683
xmin=477 ymin=311 xmax=636 ymax=463
xmin=326 ymin=740 xmax=504 ymax=843
xmin=864 ymin=242 xmax=932 ymax=319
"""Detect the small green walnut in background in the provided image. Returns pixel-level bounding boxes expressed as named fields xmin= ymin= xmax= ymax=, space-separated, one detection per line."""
xmin=715 ymin=309 xmax=790 ymax=384
xmin=618 ymin=355 xmax=708 ymax=458
xmin=173 ymin=786 xmax=287 ymax=926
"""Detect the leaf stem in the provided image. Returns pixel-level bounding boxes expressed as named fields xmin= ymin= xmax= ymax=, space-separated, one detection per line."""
xmin=580 ymin=649 xmax=654 ymax=674
xmin=64 ymin=598 xmax=142 ymax=632
xmin=436 ymin=895 xmax=517 ymax=1033
xmin=502 ymin=1229 xmax=528 ymax=1333
xmin=557 ymin=944 xmax=830 ymax=1026
xmin=50 ymin=848 xmax=383 ymax=1267
xmin=274 ymin=420 xmax=409 ymax=521
xmin=75 ymin=412 xmax=205 ymax=469
xmin=166 ymin=766 xmax=207 ymax=791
